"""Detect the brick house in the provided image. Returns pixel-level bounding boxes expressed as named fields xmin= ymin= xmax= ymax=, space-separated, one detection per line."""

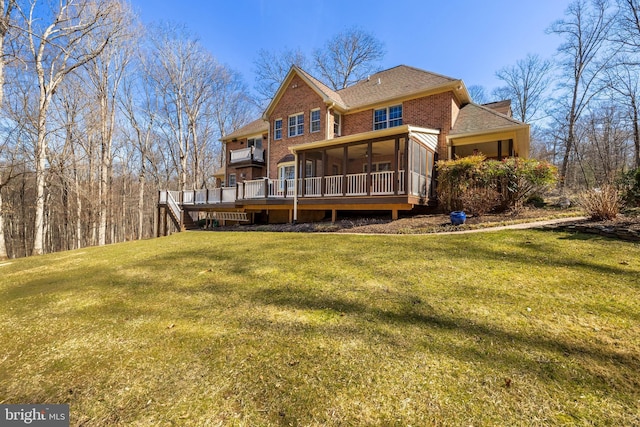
xmin=158 ymin=65 xmax=529 ymax=231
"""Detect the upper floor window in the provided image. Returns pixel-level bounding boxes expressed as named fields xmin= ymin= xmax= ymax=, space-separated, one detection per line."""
xmin=247 ymin=136 xmax=262 ymax=149
xmin=374 ymin=105 xmax=402 ymax=130
xmin=333 ymin=112 xmax=341 ymax=136
xmin=288 ymin=113 xmax=304 ymax=137
xmin=228 ymin=173 xmax=237 ymax=187
xmin=274 ymin=119 xmax=282 ymax=140
xmin=310 ymin=109 xmax=321 ymax=133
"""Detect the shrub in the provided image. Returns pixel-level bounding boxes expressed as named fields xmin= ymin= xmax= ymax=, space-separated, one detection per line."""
xmin=493 ymin=158 xmax=558 ymax=210
xmin=436 ymin=155 xmax=486 ymax=211
xmin=525 ymin=194 xmax=546 ymax=208
xmin=459 ymin=186 xmax=502 ymax=216
xmin=618 ymin=167 xmax=640 ymax=207
xmin=578 ymin=184 xmax=621 ymax=220
xmin=436 ymin=156 xmax=558 ymax=212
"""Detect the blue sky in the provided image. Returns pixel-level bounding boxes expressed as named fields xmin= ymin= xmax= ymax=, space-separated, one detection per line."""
xmin=129 ymin=0 xmax=572 ymax=94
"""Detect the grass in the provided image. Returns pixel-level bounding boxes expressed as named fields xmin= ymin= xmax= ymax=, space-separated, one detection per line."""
xmin=1 ymin=230 xmax=639 ymax=426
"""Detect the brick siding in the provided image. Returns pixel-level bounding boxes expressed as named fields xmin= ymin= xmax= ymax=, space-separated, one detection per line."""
xmin=267 ymin=74 xmax=329 ymax=178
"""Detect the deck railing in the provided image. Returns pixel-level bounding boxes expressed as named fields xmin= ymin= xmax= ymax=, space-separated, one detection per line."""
xmin=229 ymin=146 xmax=264 ymax=164
xmin=159 ymin=170 xmax=410 ymax=206
xmin=166 ymin=191 xmax=182 ymax=220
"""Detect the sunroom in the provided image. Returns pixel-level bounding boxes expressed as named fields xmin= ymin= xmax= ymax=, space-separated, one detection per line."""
xmin=278 ymin=125 xmax=440 ymax=215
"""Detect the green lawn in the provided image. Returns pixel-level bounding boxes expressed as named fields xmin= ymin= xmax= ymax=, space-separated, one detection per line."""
xmin=1 ymin=230 xmax=639 ymax=426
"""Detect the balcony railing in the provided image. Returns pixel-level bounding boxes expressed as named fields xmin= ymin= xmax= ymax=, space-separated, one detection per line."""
xmin=159 ymin=170 xmax=422 ymax=207
xmin=229 ymin=146 xmax=264 ymax=164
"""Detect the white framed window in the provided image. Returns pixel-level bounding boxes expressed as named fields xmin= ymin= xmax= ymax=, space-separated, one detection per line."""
xmin=310 ymin=109 xmax=321 ymax=133
xmin=278 ymin=163 xmax=295 ymax=180
xmin=288 ymin=113 xmax=304 ymax=137
xmin=374 ymin=105 xmax=402 ymax=130
xmin=305 ymin=159 xmax=315 ymax=177
xmin=274 ymin=119 xmax=282 ymax=140
xmin=278 ymin=162 xmax=295 ymax=191
xmin=228 ymin=173 xmax=237 ymax=187
xmin=247 ymin=136 xmax=262 ymax=148
xmin=333 ymin=112 xmax=341 ymax=136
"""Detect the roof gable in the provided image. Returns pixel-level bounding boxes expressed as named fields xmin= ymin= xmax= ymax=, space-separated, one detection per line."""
xmin=450 ymin=103 xmax=524 ymax=136
xmin=263 ymin=66 xmax=347 ymax=118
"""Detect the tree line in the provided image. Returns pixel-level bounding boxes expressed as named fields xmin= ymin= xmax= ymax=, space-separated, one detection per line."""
xmin=0 ymin=0 xmax=639 ymax=259
xmin=473 ymin=0 xmax=640 ymax=191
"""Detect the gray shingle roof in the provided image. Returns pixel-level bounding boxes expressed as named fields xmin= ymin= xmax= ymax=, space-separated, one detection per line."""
xmin=482 ymin=100 xmax=512 ymax=117
xmin=222 ymin=118 xmax=268 ymax=141
xmin=338 ymin=65 xmax=459 ymax=109
xmin=450 ymin=103 xmax=524 ymax=136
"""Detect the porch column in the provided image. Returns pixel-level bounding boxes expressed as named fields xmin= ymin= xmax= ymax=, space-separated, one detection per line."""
xmin=342 ymin=146 xmax=348 ymax=195
xmin=393 ymin=137 xmax=400 ymax=195
xmin=405 ymin=139 xmax=411 ymax=196
xmin=366 ymin=141 xmax=372 ymax=196
xmin=321 ymin=149 xmax=327 ymax=196
xmin=300 ymin=152 xmax=306 ymax=197
xmin=498 ymin=140 xmax=503 ymax=160
xmin=293 ymin=152 xmax=299 ymax=223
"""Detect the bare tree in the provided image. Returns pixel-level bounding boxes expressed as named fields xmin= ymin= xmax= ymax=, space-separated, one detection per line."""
xmin=83 ymin=1 xmax=134 ymax=246
xmin=313 ymin=27 xmax=385 ymax=91
xmin=144 ymin=24 xmax=200 ymax=192
xmin=547 ymin=0 xmax=615 ymax=189
xmin=615 ymin=0 xmax=640 ymax=52
xmin=210 ymin=65 xmax=254 ymax=167
xmin=604 ymin=58 xmax=640 ymax=168
xmin=253 ymin=47 xmax=308 ymax=108
xmin=13 ymin=0 xmax=128 ymax=255
xmin=581 ymin=104 xmax=633 ymax=184
xmin=493 ymin=54 xmax=553 ymax=123
xmin=120 ymin=61 xmax=157 ymax=240
xmin=611 ymin=0 xmax=640 ymax=167
xmin=0 ymin=0 xmax=15 ymax=259
xmin=467 ymin=85 xmax=490 ymax=104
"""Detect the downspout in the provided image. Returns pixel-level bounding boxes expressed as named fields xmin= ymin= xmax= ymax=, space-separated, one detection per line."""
xmin=293 ymin=150 xmax=298 ymax=223
xmin=326 ymin=101 xmax=335 ymax=138
xmin=266 ymin=122 xmax=271 ymax=178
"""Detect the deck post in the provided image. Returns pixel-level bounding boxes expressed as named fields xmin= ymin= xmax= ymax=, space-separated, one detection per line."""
xmin=366 ymin=141 xmax=372 ymax=196
xmin=264 ymin=178 xmax=269 ymax=199
xmin=163 ymin=207 xmax=168 ymax=236
xmin=332 ymin=209 xmax=337 ymax=223
xmin=392 ymin=209 xmax=398 ymax=220
xmin=293 ymin=152 xmax=299 ymax=223
xmin=155 ymin=206 xmax=160 ymax=237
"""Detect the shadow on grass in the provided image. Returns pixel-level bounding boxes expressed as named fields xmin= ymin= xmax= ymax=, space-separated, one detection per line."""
xmin=244 ymin=284 xmax=640 ymax=396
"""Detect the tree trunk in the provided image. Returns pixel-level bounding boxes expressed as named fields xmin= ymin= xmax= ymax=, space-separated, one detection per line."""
xmin=0 ymin=189 xmax=7 ymax=260
xmin=632 ymin=98 xmax=640 ymax=169
xmin=32 ymin=107 xmax=49 ymax=256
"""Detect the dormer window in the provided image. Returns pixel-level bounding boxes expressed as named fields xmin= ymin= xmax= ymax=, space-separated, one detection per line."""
xmin=288 ymin=113 xmax=304 ymax=137
xmin=374 ymin=105 xmax=402 ymax=130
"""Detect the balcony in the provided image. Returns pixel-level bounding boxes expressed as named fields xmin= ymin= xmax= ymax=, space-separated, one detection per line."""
xmin=229 ymin=146 xmax=265 ymax=165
